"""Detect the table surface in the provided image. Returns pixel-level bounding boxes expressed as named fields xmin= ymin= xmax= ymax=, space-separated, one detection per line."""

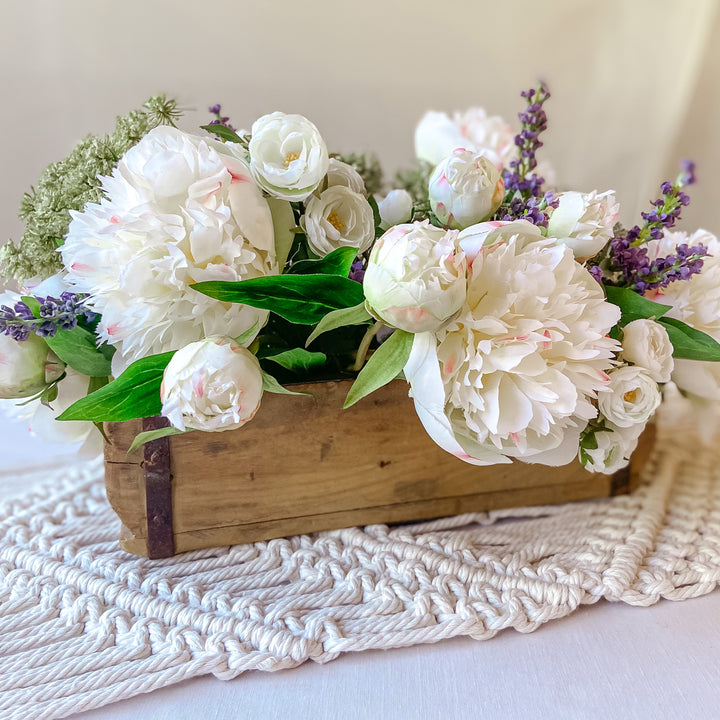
xmin=2 ymin=418 xmax=719 ymax=720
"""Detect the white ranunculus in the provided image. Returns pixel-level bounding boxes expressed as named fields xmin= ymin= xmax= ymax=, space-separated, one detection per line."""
xmin=404 ymin=224 xmax=621 ymax=466
xmin=414 ymin=108 xmax=516 ymax=169
xmin=621 ymin=319 xmax=674 ymax=383
xmin=160 ymin=336 xmax=263 ymax=432
xmin=428 ymin=150 xmax=504 ymax=230
xmin=363 ymin=221 xmax=466 ymax=333
xmin=249 ymin=112 xmax=329 ymax=201
xmin=547 ymin=190 xmax=620 ymax=259
xmin=304 ymin=186 xmax=375 ymax=257
xmin=598 ymin=365 xmax=661 ymax=428
xmin=377 ymin=189 xmax=413 ymax=230
xmin=579 ymin=420 xmax=644 ymax=475
xmin=324 ymin=158 xmax=366 ymax=196
xmin=62 ymin=126 xmax=278 ymax=375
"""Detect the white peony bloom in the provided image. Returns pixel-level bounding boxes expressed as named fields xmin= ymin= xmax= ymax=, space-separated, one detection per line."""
xmin=363 ymin=221 xmax=466 ymax=333
xmin=404 ymin=222 xmax=621 ymax=465
xmin=598 ymin=365 xmax=661 ymax=428
xmin=646 ymin=229 xmax=720 ymax=400
xmin=414 ymin=107 xmax=516 ymax=169
xmin=249 ymin=112 xmax=329 ymax=201
xmin=160 ymin=336 xmax=263 ymax=432
xmin=304 ymin=186 xmax=375 ymax=257
xmin=547 ymin=190 xmax=619 ymax=259
xmin=428 ymin=149 xmax=504 ymax=230
xmin=62 ymin=126 xmax=278 ymax=375
xmin=324 ymin=158 xmax=366 ymax=196
xmin=377 ymin=189 xmax=413 ymax=230
xmin=579 ymin=420 xmax=644 ymax=475
xmin=621 ymin=319 xmax=674 ymax=383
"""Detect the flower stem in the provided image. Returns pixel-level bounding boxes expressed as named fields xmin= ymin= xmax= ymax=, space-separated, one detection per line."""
xmin=353 ymin=321 xmax=384 ymax=372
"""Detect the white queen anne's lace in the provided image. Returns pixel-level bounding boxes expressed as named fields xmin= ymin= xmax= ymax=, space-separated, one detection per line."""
xmin=405 ymin=221 xmax=621 ymax=466
xmin=62 ymin=127 xmax=278 ymax=375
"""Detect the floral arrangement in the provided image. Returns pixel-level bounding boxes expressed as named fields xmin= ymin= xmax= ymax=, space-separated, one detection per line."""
xmin=1 ymin=86 xmax=718 ymax=474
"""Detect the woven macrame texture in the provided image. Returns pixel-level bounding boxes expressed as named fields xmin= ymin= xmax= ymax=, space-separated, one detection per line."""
xmin=1 ymin=407 xmax=719 ymax=720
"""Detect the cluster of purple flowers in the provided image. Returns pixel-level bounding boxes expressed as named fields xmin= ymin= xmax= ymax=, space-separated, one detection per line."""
xmin=605 ymin=162 xmax=706 ymax=292
xmin=0 ymin=293 xmax=96 ymax=342
xmin=348 ymin=259 xmax=366 ymax=283
xmin=207 ymin=104 xmax=237 ymax=133
xmin=501 ymin=84 xmax=554 ymax=226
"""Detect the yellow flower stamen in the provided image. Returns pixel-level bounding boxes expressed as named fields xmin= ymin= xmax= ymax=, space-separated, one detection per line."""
xmin=623 ymin=389 xmax=638 ymax=403
xmin=326 ymin=211 xmax=346 ymax=233
xmin=284 ymin=152 xmax=301 ymax=166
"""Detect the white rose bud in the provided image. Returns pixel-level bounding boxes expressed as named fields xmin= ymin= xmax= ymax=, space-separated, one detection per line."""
xmin=363 ymin=221 xmax=466 ymax=333
xmin=378 ymin=189 xmax=413 ymax=230
xmin=621 ymin=319 xmax=674 ymax=383
xmin=324 ymin=158 xmax=366 ymax=195
xmin=579 ymin=421 xmax=643 ymax=475
xmin=428 ymin=149 xmax=504 ymax=230
xmin=160 ymin=336 xmax=263 ymax=432
xmin=304 ymin=186 xmax=375 ymax=257
xmin=598 ymin=365 xmax=662 ymax=428
xmin=0 ymin=331 xmax=64 ymax=399
xmin=547 ymin=190 xmax=620 ymax=259
xmin=249 ymin=112 xmax=329 ymax=201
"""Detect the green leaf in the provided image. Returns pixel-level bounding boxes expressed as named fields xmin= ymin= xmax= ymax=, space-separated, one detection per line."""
xmin=127 ymin=426 xmax=186 ymax=455
xmin=193 ymin=274 xmax=365 ymax=324
xmin=45 ymin=325 xmax=114 ymax=377
xmin=368 ymin=194 xmax=384 ymax=237
xmin=264 ymin=348 xmax=327 ymax=373
xmin=57 ymin=351 xmax=174 ymax=422
xmin=287 ymin=247 xmax=358 ymax=277
xmin=344 ymin=329 xmax=413 ymax=408
xmin=20 ymin=296 xmax=41 ymax=318
xmin=200 ymin=123 xmax=244 ymax=144
xmin=305 ymin=303 xmax=372 ymax=347
xmin=88 ymin=375 xmax=109 ymax=394
xmin=604 ymin=286 xmax=672 ymax=325
xmin=658 ymin=317 xmax=720 ymax=361
xmin=233 ymin=320 xmax=260 ymax=347
xmin=261 ymin=371 xmax=312 ymax=396
xmin=39 ymin=382 xmax=59 ymax=409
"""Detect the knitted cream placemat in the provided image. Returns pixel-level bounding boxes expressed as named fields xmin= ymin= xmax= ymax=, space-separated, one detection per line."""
xmin=1 ymin=410 xmax=719 ymax=720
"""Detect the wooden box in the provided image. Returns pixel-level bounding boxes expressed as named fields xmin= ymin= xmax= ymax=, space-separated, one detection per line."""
xmin=104 ymin=380 xmax=652 ymax=558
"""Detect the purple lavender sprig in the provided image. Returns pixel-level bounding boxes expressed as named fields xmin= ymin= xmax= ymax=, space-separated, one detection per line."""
xmin=0 ymin=292 xmax=96 ymax=341
xmin=604 ymin=161 xmax=706 ymax=292
xmin=207 ymin=104 xmax=237 ymax=133
xmin=501 ymin=83 xmax=553 ymax=226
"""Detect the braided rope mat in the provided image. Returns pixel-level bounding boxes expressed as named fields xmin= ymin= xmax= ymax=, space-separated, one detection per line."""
xmin=1 ymin=409 xmax=719 ymax=720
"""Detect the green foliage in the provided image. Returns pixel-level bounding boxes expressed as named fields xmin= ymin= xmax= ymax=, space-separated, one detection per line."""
xmin=200 ymin=124 xmax=245 ymax=145
xmin=344 ymin=330 xmax=413 ymax=408
xmin=261 ymin=372 xmax=312 ymax=396
xmin=127 ymin=426 xmax=185 ymax=455
xmin=1 ymin=94 xmax=181 ymax=283
xmin=333 ymin=152 xmax=384 ymax=195
xmin=657 ymin=317 xmax=720 ymax=361
xmin=395 ymin=160 xmax=434 ymax=221
xmin=45 ymin=326 xmax=114 ymax=378
xmin=263 ymin=348 xmax=327 ymax=373
xmin=287 ymin=247 xmax=357 ymax=277
xmin=605 ymin=286 xmax=672 ymax=325
xmin=305 ymin=303 xmax=372 ymax=347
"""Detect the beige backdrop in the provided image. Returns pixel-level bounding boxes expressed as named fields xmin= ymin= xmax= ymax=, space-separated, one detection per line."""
xmin=1 ymin=0 xmax=719 ymax=252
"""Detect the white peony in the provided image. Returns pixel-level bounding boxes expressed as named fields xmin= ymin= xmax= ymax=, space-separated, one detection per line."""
xmin=249 ymin=112 xmax=329 ymax=201
xmin=647 ymin=229 xmax=720 ymax=401
xmin=377 ymin=189 xmax=413 ymax=230
xmin=621 ymin=319 xmax=673 ymax=383
xmin=547 ymin=190 xmax=620 ymax=259
xmin=579 ymin=420 xmax=643 ymax=475
xmin=323 ymin=158 xmax=366 ymax=196
xmin=598 ymin=365 xmax=661 ymax=428
xmin=160 ymin=336 xmax=263 ymax=432
xmin=62 ymin=126 xmax=279 ymax=376
xmin=304 ymin=186 xmax=375 ymax=257
xmin=363 ymin=221 xmax=466 ymax=333
xmin=404 ymin=221 xmax=621 ymax=466
xmin=428 ymin=149 xmax=504 ymax=230
xmin=414 ymin=107 xmax=516 ymax=169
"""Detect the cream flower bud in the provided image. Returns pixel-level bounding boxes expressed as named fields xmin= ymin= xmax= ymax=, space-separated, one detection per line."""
xmin=546 ymin=190 xmax=619 ymax=259
xmin=428 ymin=150 xmax=504 ymax=230
xmin=378 ymin=189 xmax=413 ymax=230
xmin=363 ymin=221 xmax=466 ymax=333
xmin=304 ymin=186 xmax=375 ymax=257
xmin=324 ymin=158 xmax=366 ymax=195
xmin=579 ymin=421 xmax=643 ymax=475
xmin=160 ymin=337 xmax=263 ymax=432
xmin=598 ymin=365 xmax=662 ymax=428
xmin=621 ymin=319 xmax=674 ymax=383
xmin=249 ymin=112 xmax=329 ymax=201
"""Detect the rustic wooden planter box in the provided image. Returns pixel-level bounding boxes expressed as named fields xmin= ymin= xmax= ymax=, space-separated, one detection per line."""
xmin=104 ymin=380 xmax=653 ymax=558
